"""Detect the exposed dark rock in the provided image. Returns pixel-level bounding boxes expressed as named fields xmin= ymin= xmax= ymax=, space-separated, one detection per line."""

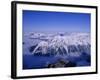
xmin=65 ymin=61 xmax=76 ymax=67
xmin=47 ymin=64 xmax=56 ymax=68
xmin=60 ymin=33 xmax=64 ymax=36
xmin=46 ymin=58 xmax=76 ymax=68
xmin=23 ymin=42 xmax=25 ymax=45
xmin=29 ymin=45 xmax=37 ymax=53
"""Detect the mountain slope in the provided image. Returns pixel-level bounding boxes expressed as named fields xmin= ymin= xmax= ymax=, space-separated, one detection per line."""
xmin=24 ymin=32 xmax=91 ymax=57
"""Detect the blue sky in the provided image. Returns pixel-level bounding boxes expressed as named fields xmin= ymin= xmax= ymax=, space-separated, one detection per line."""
xmin=23 ymin=10 xmax=90 ymax=33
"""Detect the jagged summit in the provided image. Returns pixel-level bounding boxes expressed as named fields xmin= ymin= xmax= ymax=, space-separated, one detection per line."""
xmin=24 ymin=32 xmax=91 ymax=56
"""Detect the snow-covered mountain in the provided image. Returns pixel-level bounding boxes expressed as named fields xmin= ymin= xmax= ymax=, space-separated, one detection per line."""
xmin=23 ymin=32 xmax=90 ymax=57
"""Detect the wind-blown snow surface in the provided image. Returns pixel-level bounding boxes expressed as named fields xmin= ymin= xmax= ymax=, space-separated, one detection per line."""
xmin=23 ymin=32 xmax=91 ymax=69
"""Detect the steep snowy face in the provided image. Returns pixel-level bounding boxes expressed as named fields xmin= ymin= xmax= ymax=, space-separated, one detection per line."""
xmin=29 ymin=32 xmax=90 ymax=56
xmin=48 ymin=36 xmax=68 ymax=56
xmin=32 ymin=41 xmax=49 ymax=54
xmin=49 ymin=36 xmax=66 ymax=48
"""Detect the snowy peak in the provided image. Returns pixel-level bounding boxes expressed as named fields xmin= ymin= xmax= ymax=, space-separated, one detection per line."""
xmin=26 ymin=32 xmax=91 ymax=56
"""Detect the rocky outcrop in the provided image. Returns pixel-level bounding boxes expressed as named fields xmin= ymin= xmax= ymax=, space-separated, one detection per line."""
xmin=46 ymin=58 xmax=76 ymax=68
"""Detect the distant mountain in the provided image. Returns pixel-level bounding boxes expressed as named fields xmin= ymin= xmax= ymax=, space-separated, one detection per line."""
xmin=23 ymin=32 xmax=90 ymax=57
